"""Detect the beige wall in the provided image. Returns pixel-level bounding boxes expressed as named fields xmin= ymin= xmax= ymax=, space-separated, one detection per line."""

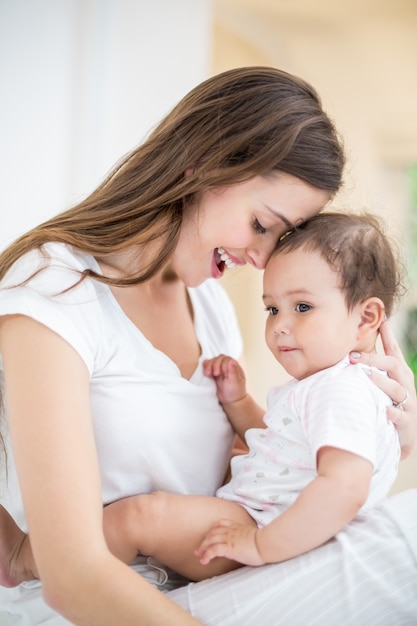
xmin=213 ymin=0 xmax=417 ymax=492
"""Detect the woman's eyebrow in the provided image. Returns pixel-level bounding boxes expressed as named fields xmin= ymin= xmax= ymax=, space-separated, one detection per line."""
xmin=266 ymin=206 xmax=294 ymax=230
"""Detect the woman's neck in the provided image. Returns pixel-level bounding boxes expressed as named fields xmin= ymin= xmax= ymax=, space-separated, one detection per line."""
xmin=96 ymin=246 xmax=176 ymax=288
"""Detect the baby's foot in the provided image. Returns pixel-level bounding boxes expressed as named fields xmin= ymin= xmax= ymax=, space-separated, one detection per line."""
xmin=0 ymin=504 xmax=37 ymax=587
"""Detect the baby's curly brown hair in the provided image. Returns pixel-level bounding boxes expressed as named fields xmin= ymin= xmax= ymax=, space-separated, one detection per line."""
xmin=274 ymin=211 xmax=406 ymax=317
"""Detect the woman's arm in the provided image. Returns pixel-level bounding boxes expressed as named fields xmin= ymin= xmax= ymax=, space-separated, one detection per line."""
xmin=0 ymin=315 xmax=201 ymax=626
xmin=350 ymin=321 xmax=417 ymax=459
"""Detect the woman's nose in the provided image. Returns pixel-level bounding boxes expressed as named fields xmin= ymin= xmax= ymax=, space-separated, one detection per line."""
xmin=246 ymin=241 xmax=276 ymax=270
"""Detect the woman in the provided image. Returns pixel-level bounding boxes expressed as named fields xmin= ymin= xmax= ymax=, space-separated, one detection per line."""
xmin=0 ymin=66 xmax=415 ymax=625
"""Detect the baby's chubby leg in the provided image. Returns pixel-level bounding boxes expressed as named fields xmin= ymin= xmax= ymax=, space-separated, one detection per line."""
xmin=0 ymin=494 xmax=255 ymax=587
xmin=103 ymin=492 xmax=256 ymax=582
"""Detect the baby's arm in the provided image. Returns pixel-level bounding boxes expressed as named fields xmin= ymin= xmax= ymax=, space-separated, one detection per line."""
xmin=203 ymin=355 xmax=265 ymax=439
xmin=196 ymin=447 xmax=372 ymax=567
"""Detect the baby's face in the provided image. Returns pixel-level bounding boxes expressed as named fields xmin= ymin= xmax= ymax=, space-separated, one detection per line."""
xmin=262 ymin=247 xmax=362 ymax=380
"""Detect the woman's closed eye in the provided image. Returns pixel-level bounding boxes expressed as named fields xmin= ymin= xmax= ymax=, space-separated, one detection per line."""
xmin=252 ymin=217 xmax=266 ymax=235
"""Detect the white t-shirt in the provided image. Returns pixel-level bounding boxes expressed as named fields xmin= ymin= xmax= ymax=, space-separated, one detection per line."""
xmin=0 ymin=243 xmax=243 ymax=530
xmin=217 ymin=357 xmax=400 ymax=526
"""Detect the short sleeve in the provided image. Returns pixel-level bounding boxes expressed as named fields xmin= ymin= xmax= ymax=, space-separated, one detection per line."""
xmin=0 ymin=244 xmax=103 ymax=374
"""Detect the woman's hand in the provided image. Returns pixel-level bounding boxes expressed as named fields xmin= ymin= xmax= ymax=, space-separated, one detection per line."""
xmin=350 ymin=320 xmax=417 ymax=459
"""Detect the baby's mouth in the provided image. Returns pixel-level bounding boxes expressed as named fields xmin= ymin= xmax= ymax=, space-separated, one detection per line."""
xmin=215 ymin=247 xmax=237 ymax=271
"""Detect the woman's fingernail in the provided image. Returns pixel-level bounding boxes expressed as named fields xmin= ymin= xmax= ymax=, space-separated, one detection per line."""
xmin=350 ymin=351 xmax=362 ymax=359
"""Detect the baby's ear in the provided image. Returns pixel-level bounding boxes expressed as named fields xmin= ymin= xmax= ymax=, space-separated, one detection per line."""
xmin=358 ymin=297 xmax=386 ymax=337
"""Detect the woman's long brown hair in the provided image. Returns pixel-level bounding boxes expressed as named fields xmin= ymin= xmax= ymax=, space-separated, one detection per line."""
xmin=0 ymin=66 xmax=344 ymax=286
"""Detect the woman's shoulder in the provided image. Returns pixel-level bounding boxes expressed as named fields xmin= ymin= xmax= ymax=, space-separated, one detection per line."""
xmin=1 ymin=242 xmax=98 ymax=292
xmin=0 ymin=243 xmax=105 ymax=373
xmin=30 ymin=242 xmax=97 ymax=274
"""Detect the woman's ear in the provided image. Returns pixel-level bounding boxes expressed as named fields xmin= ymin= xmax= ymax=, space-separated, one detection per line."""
xmin=357 ymin=297 xmax=386 ymax=338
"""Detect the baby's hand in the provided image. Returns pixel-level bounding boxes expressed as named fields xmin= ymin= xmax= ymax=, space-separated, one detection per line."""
xmin=203 ymin=355 xmax=246 ymax=405
xmin=195 ymin=519 xmax=264 ymax=567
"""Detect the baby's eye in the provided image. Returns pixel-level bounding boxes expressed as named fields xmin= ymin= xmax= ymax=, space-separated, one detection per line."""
xmin=265 ymin=306 xmax=279 ymax=316
xmin=252 ymin=218 xmax=266 ymax=235
xmin=295 ymin=303 xmax=312 ymax=313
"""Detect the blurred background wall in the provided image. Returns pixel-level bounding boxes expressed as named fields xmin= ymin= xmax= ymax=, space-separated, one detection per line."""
xmin=0 ymin=0 xmax=212 ymax=249
xmin=1 ymin=0 xmax=416 ymax=491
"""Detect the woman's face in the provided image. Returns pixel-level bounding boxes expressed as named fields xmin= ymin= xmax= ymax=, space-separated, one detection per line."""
xmin=172 ymin=173 xmax=330 ymax=287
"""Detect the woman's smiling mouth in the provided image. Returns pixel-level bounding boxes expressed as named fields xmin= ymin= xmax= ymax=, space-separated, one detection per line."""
xmin=212 ymin=248 xmax=243 ymax=279
xmin=216 ymin=247 xmax=238 ymax=270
